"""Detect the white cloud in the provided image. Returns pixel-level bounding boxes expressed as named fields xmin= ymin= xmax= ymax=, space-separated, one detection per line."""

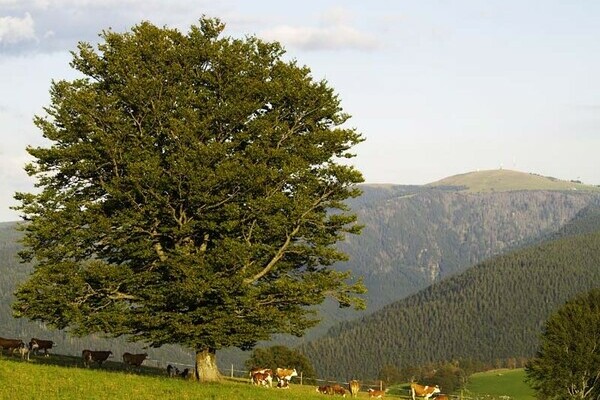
xmin=0 ymin=12 xmax=36 ymax=44
xmin=260 ymin=8 xmax=378 ymax=51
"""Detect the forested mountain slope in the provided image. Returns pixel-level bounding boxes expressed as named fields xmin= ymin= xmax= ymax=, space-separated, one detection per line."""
xmin=339 ymin=185 xmax=599 ymax=312
xmin=300 ymin=230 xmax=600 ymax=380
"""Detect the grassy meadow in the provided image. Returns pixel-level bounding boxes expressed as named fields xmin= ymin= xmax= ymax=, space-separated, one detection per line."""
xmin=0 ymin=354 xmax=340 ymax=400
xmin=427 ymin=169 xmax=600 ymax=192
xmin=1 ymin=353 xmax=536 ymax=400
xmin=463 ymin=369 xmax=535 ymax=400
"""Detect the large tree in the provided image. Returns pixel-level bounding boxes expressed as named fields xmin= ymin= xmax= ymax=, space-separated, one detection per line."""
xmin=526 ymin=289 xmax=600 ymax=399
xmin=12 ymin=18 xmax=365 ymax=382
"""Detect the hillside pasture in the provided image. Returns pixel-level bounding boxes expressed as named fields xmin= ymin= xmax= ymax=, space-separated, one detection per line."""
xmin=464 ymin=369 xmax=535 ymax=400
xmin=385 ymin=369 xmax=534 ymax=400
xmin=0 ymin=355 xmax=334 ymax=400
xmin=1 ymin=353 xmax=539 ymax=399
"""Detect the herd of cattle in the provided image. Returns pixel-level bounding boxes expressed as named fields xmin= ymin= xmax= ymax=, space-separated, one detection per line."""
xmin=249 ymin=367 xmax=447 ymax=399
xmin=2 ymin=336 xmax=447 ymax=398
xmin=0 ymin=336 xmax=56 ymax=360
xmin=0 ymin=336 xmax=147 ymax=369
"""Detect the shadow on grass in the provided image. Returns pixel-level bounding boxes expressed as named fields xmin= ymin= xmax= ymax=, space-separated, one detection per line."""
xmin=2 ymin=352 xmax=170 ymax=378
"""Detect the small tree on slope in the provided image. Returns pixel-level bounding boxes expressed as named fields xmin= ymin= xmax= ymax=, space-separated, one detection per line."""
xmin=11 ymin=17 xmax=366 ymax=382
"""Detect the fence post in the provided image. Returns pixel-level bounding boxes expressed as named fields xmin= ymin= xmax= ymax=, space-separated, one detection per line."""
xmin=380 ymin=380 xmax=383 ymax=391
xmin=300 ymin=371 xmax=303 ymax=385
xmin=231 ymin=364 xmax=234 ymax=378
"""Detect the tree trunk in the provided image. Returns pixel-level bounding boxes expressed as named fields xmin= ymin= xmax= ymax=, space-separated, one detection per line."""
xmin=195 ymin=348 xmax=221 ymax=383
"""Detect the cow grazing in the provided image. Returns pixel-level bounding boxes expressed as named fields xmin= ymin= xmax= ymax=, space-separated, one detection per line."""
xmin=82 ymin=350 xmax=113 ymax=367
xmin=349 ymin=380 xmax=360 ymax=397
xmin=275 ymin=367 xmax=298 ymax=388
xmin=331 ymin=384 xmax=347 ymax=397
xmin=122 ymin=352 xmax=148 ymax=368
xmin=316 ymin=385 xmax=332 ymax=394
xmin=167 ymin=364 xmax=180 ymax=377
xmin=368 ymin=388 xmax=387 ymax=398
xmin=410 ymin=383 xmax=441 ymax=400
xmin=28 ymin=338 xmax=55 ymax=357
xmin=0 ymin=337 xmax=25 ymax=356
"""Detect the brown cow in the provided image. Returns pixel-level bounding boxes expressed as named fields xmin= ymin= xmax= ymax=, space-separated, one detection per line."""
xmin=252 ymin=372 xmax=273 ymax=387
xmin=349 ymin=380 xmax=360 ymax=397
xmin=0 ymin=337 xmax=25 ymax=356
xmin=316 ymin=385 xmax=332 ymax=394
xmin=29 ymin=338 xmax=55 ymax=357
xmin=331 ymin=384 xmax=347 ymax=397
xmin=435 ymin=395 xmax=450 ymax=400
xmin=249 ymin=368 xmax=273 ymax=387
xmin=122 ymin=352 xmax=147 ymax=368
xmin=410 ymin=383 xmax=441 ymax=400
xmin=368 ymin=388 xmax=387 ymax=398
xmin=82 ymin=349 xmax=113 ymax=367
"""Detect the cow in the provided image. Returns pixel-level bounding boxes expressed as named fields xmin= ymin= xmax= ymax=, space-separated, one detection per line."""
xmin=330 ymin=384 xmax=347 ymax=397
xmin=28 ymin=338 xmax=55 ymax=357
xmin=349 ymin=380 xmax=360 ymax=397
xmin=82 ymin=349 xmax=113 ymax=367
xmin=252 ymin=372 xmax=273 ymax=387
xmin=275 ymin=367 xmax=298 ymax=388
xmin=275 ymin=379 xmax=286 ymax=389
xmin=16 ymin=343 xmax=30 ymax=361
xmin=317 ymin=384 xmax=346 ymax=396
xmin=0 ymin=337 xmax=25 ymax=356
xmin=435 ymin=395 xmax=450 ymax=400
xmin=167 ymin=364 xmax=180 ymax=377
xmin=368 ymin=388 xmax=387 ymax=398
xmin=180 ymin=368 xmax=193 ymax=379
xmin=249 ymin=368 xmax=273 ymax=387
xmin=410 ymin=383 xmax=441 ymax=400
xmin=122 ymin=352 xmax=148 ymax=368
xmin=316 ymin=385 xmax=332 ymax=394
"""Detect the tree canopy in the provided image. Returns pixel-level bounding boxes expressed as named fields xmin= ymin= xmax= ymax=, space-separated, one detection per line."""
xmin=526 ymin=288 xmax=600 ymax=399
xmin=12 ymin=17 xmax=365 ymax=381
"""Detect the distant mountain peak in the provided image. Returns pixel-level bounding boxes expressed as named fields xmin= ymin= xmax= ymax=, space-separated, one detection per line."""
xmin=427 ymin=169 xmax=599 ymax=193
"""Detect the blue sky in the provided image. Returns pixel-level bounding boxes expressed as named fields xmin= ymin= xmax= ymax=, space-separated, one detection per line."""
xmin=1 ymin=1 xmax=599 ymax=221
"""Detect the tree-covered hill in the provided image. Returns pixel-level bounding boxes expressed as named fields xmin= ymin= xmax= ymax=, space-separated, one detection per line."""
xmin=339 ymin=185 xmax=600 ymax=313
xmin=300 ymin=230 xmax=600 ymax=381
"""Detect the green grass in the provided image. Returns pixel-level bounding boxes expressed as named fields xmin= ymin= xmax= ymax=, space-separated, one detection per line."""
xmin=1 ymin=354 xmax=537 ymax=400
xmin=0 ymin=355 xmax=337 ymax=400
xmin=427 ymin=169 xmax=600 ymax=193
xmin=463 ymin=369 xmax=536 ymax=400
xmin=386 ymin=369 xmax=535 ymax=400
